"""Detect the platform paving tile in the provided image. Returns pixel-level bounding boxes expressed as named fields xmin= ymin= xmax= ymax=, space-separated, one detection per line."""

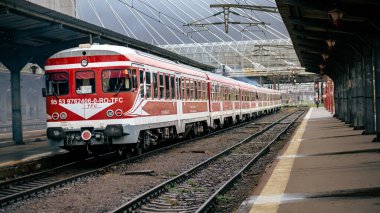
xmin=238 ymin=107 xmax=380 ymax=213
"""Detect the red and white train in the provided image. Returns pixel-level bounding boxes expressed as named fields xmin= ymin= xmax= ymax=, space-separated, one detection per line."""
xmin=43 ymin=44 xmax=282 ymax=156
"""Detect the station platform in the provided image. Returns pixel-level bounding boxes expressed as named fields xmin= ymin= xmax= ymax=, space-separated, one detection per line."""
xmin=0 ymin=130 xmax=66 ymax=168
xmin=238 ymin=107 xmax=380 ymax=213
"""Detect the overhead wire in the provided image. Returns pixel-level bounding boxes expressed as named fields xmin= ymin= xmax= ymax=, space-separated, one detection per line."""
xmin=179 ymin=0 xmax=266 ymax=70
xmin=70 ymin=0 xmax=79 ymax=19
xmin=243 ymin=0 xmax=290 ymax=38
xmin=117 ymin=0 xmax=188 ymax=37
xmin=218 ymin=0 xmax=283 ymax=39
xmin=197 ymin=0 xmax=263 ymax=40
xmin=87 ymin=0 xmax=105 ymax=27
xmin=138 ymin=0 xmax=185 ymax=44
xmin=104 ymin=0 xmax=136 ymax=37
xmin=157 ymin=0 xmax=226 ymax=66
xmin=135 ymin=0 xmax=186 ymax=25
xmin=122 ymin=1 xmax=162 ymax=45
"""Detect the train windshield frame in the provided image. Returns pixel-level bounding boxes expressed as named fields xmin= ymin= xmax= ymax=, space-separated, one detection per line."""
xmin=45 ymin=72 xmax=69 ymax=96
xmin=102 ymin=68 xmax=137 ymax=93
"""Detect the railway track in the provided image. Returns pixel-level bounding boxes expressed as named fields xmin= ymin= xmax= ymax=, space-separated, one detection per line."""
xmin=0 ymin=111 xmax=280 ymax=208
xmin=0 ymin=151 xmax=118 ymax=208
xmin=110 ymin=110 xmax=304 ymax=213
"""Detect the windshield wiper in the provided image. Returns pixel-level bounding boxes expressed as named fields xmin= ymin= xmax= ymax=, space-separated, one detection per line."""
xmin=53 ymin=91 xmax=58 ymax=99
xmin=114 ymin=82 xmax=123 ymax=97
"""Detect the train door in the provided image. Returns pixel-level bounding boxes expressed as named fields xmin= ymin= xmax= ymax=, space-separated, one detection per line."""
xmin=176 ymin=73 xmax=183 ymax=132
xmin=137 ymin=68 xmax=145 ymax=115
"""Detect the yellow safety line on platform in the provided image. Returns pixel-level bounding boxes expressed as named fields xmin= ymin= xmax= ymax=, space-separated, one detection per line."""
xmin=248 ymin=108 xmax=312 ymax=213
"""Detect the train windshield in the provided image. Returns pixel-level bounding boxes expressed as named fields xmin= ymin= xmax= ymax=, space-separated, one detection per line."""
xmin=102 ymin=69 xmax=136 ymax=93
xmin=76 ymin=70 xmax=95 ymax=94
xmin=45 ymin=72 xmax=69 ymax=96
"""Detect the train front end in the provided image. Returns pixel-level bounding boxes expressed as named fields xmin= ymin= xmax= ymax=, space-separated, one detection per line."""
xmin=43 ymin=44 xmax=141 ymax=154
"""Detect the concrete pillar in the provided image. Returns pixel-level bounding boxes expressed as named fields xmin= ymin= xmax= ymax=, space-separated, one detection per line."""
xmin=363 ymin=52 xmax=375 ymax=134
xmin=339 ymin=72 xmax=346 ymax=122
xmin=344 ymin=64 xmax=351 ymax=124
xmin=355 ymin=56 xmax=364 ymax=129
xmin=375 ymin=39 xmax=380 ymax=141
xmin=340 ymin=70 xmax=346 ymax=122
xmin=11 ymin=70 xmax=24 ymax=144
xmin=350 ymin=60 xmax=357 ymax=127
xmin=336 ymin=75 xmax=341 ymax=118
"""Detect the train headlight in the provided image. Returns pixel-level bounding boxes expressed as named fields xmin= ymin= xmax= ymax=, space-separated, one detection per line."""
xmin=52 ymin=112 xmax=59 ymax=120
xmin=75 ymin=134 xmax=81 ymax=141
xmin=115 ymin=109 xmax=123 ymax=117
xmin=81 ymin=59 xmax=88 ymax=67
xmin=106 ymin=109 xmax=114 ymax=117
xmin=81 ymin=130 xmax=92 ymax=141
xmin=60 ymin=112 xmax=67 ymax=120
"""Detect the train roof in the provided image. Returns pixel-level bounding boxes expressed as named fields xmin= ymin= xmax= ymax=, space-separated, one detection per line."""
xmin=47 ymin=44 xmax=208 ymax=79
xmin=48 ymin=44 xmax=279 ymax=94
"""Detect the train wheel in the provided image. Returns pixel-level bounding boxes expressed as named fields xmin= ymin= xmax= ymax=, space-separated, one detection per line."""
xmin=117 ymin=146 xmax=131 ymax=159
xmin=136 ymin=142 xmax=144 ymax=155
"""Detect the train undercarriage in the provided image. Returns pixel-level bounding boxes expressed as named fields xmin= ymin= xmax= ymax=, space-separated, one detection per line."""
xmin=49 ymin=107 xmax=280 ymax=158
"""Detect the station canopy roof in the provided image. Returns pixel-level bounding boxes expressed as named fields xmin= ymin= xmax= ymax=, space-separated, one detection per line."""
xmin=275 ymin=0 xmax=380 ymax=78
xmin=0 ymin=0 xmax=215 ymax=72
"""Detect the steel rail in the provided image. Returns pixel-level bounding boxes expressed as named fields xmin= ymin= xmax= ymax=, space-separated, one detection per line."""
xmin=0 ymin=110 xmax=275 ymax=208
xmin=196 ymin=110 xmax=304 ymax=213
xmin=110 ymin=110 xmax=300 ymax=213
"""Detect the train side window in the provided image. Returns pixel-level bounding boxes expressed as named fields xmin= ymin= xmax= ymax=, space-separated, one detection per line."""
xmin=165 ymin=75 xmax=170 ymax=99
xmin=210 ymin=83 xmax=214 ymax=100
xmin=215 ymin=84 xmax=218 ymax=101
xmin=131 ymin=70 xmax=137 ymax=89
xmin=45 ymin=72 xmax=69 ymax=96
xmin=171 ymin=76 xmax=175 ymax=100
xmin=191 ymin=80 xmax=194 ymax=100
xmin=205 ymin=82 xmax=209 ymax=100
xmin=181 ymin=78 xmax=185 ymax=100
xmin=146 ymin=71 xmax=152 ymax=99
xmin=185 ymin=78 xmax=189 ymax=100
xmin=102 ymin=69 xmax=136 ymax=93
xmin=225 ymin=87 xmax=228 ymax=101
xmin=159 ymin=73 xmax=164 ymax=99
xmin=165 ymin=75 xmax=172 ymax=100
xmin=211 ymin=84 xmax=215 ymax=101
xmin=76 ymin=70 xmax=95 ymax=94
xmin=188 ymin=79 xmax=194 ymax=100
xmin=153 ymin=73 xmax=158 ymax=99
xmin=177 ymin=77 xmax=181 ymax=100
xmin=216 ymin=85 xmax=220 ymax=100
xmin=197 ymin=81 xmax=201 ymax=100
xmin=139 ymin=70 xmax=144 ymax=98
xmin=194 ymin=81 xmax=198 ymax=100
xmin=227 ymin=88 xmax=229 ymax=100
xmin=222 ymin=87 xmax=224 ymax=101
xmin=203 ymin=82 xmax=206 ymax=100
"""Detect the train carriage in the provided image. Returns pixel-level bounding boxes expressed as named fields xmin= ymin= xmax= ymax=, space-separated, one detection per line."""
xmin=44 ymin=43 xmax=281 ymax=156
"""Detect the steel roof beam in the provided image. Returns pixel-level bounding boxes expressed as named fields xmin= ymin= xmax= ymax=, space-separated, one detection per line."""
xmin=9 ymin=24 xmax=63 ymax=41
xmin=0 ymin=0 xmax=215 ymax=71
xmin=288 ymin=17 xmax=372 ymax=35
xmin=0 ymin=6 xmax=9 ymax=15
xmin=283 ymin=0 xmax=380 ymax=17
